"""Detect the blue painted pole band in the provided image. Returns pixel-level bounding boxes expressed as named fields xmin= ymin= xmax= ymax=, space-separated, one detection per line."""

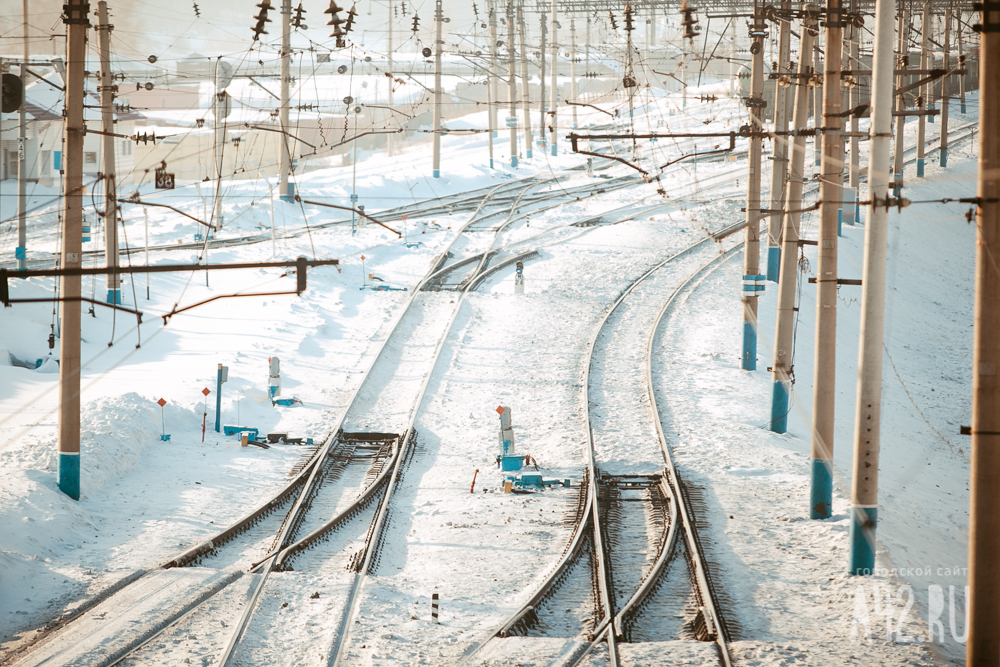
xmin=849 ymin=505 xmax=878 ymax=575
xmin=939 ymin=148 xmax=948 ymax=168
xmin=810 ymin=458 xmax=833 ymax=519
xmin=770 ymin=380 xmax=789 ymax=433
xmin=526 ymin=149 xmax=532 ymax=159
xmin=511 ymin=156 xmax=518 ymax=168
xmin=893 ymin=174 xmax=902 ymax=198
xmin=215 ymin=366 xmax=222 ymax=433
xmin=837 ymin=208 xmax=843 ymax=237
xmin=741 ymin=320 xmax=756 ymax=371
xmin=489 ymin=158 xmax=494 ymax=169
xmin=59 ymin=453 xmax=80 ymax=500
xmin=766 ymin=246 xmax=781 ymax=283
xmin=106 ymin=289 xmax=122 ymax=306
xmin=916 ymin=157 xmax=925 ymax=178
xmin=433 ymin=170 xmax=440 ymax=179
xmin=550 ymin=146 xmax=557 ymax=157
xmin=855 ymin=199 xmax=861 ymax=225
xmin=961 ymin=102 xmax=966 ymax=114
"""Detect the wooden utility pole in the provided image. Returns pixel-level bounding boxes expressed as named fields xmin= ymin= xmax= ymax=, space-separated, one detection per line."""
xmin=506 ymin=0 xmax=518 ymax=167
xmin=938 ymin=9 xmax=950 ymax=167
xmin=892 ymin=7 xmax=908 ymax=196
xmin=96 ymin=1 xmax=119 ymax=304
xmin=766 ymin=0 xmax=792 ymax=283
xmin=516 ymin=1 xmax=533 ymax=158
xmin=432 ymin=0 xmax=443 ymax=178
xmin=809 ymin=0 xmax=843 ymax=520
xmin=966 ymin=1 xmax=1000 ymax=659
xmin=279 ymin=0 xmax=292 ymax=200
xmin=740 ymin=8 xmax=766 ymax=372
xmin=916 ymin=2 xmax=929 ymax=177
xmin=770 ymin=5 xmax=818 ymax=434
xmin=849 ymin=0 xmax=894 ymax=572
xmin=548 ymin=0 xmax=558 ymax=156
xmin=58 ymin=0 xmax=88 ymax=501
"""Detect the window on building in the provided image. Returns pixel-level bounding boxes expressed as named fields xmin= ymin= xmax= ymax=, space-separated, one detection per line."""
xmin=84 ymin=151 xmax=97 ymax=164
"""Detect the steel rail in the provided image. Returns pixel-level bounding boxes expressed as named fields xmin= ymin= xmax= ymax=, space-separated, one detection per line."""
xmin=213 ymin=176 xmax=542 ymax=667
xmin=327 ymin=173 xmax=551 ymax=667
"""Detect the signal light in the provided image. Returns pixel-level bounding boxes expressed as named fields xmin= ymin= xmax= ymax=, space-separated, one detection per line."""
xmin=1 ymin=73 xmax=23 ymax=114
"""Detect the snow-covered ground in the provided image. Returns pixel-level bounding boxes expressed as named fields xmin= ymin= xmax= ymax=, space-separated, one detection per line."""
xmin=0 ymin=78 xmax=979 ymax=667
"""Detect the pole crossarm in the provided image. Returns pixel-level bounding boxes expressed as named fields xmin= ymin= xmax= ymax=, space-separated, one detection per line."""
xmin=1 ymin=258 xmax=338 ymax=282
xmin=298 ymin=198 xmax=401 ymax=236
xmin=118 ymin=197 xmax=213 ymax=229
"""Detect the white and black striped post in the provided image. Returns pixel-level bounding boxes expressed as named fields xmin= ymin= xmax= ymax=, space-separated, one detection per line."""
xmin=431 ymin=593 xmax=439 ymax=623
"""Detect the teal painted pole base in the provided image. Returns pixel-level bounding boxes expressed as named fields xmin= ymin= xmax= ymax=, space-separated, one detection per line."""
xmin=770 ymin=379 xmax=789 ymax=433
xmin=810 ymin=458 xmax=832 ymax=519
xmin=849 ymin=505 xmax=878 ymax=574
xmin=893 ymin=173 xmax=902 ymax=198
xmin=766 ymin=246 xmax=780 ymax=283
xmin=526 ymin=149 xmax=532 ymax=159
xmin=741 ymin=321 xmax=756 ymax=371
xmin=837 ymin=209 xmax=843 ymax=237
xmin=550 ymin=146 xmax=557 ymax=157
xmin=433 ymin=169 xmax=440 ymax=179
xmin=961 ymin=103 xmax=966 ymax=114
xmin=106 ymin=289 xmax=122 ymax=305
xmin=855 ymin=200 xmax=861 ymax=225
xmin=916 ymin=157 xmax=925 ymax=178
xmin=59 ymin=453 xmax=80 ymax=500
xmin=939 ymin=148 xmax=948 ymax=168
xmin=511 ymin=156 xmax=518 ymax=168
xmin=489 ymin=158 xmax=494 ymax=169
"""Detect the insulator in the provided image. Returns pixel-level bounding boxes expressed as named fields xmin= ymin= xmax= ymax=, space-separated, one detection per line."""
xmin=345 ymin=3 xmax=357 ymax=32
xmin=251 ymin=0 xmax=272 ymax=41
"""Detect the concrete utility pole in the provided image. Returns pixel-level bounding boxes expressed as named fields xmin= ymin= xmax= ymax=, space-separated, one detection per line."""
xmin=538 ymin=11 xmax=547 ymax=150
xmin=741 ymin=9 xmax=766 ymax=372
xmin=489 ymin=1 xmax=498 ymax=139
xmin=966 ymin=1 xmax=1000 ymax=658
xmin=848 ymin=10 xmax=861 ymax=224
xmin=570 ymin=18 xmax=577 ymax=129
xmin=957 ymin=14 xmax=966 ymax=114
xmin=729 ymin=19 xmax=736 ymax=97
xmin=548 ymin=0 xmax=558 ymax=156
xmin=770 ymin=5 xmax=818 ymax=434
xmin=213 ymin=59 xmax=228 ymax=229
xmin=892 ymin=7 xmax=909 ymax=197
xmin=432 ymin=0 xmax=443 ymax=178
xmin=766 ymin=0 xmax=792 ymax=283
xmin=809 ymin=0 xmax=843 ymax=520
xmin=279 ymin=0 xmax=292 ymax=200
xmin=916 ymin=2 xmax=930 ymax=177
xmin=387 ymin=0 xmax=394 ymax=157
xmin=506 ymin=0 xmax=518 ymax=167
xmin=16 ymin=0 xmax=28 ymax=271
xmin=813 ymin=38 xmax=822 ymax=167
xmin=58 ymin=0 xmax=88 ymax=501
xmin=96 ymin=2 xmax=119 ymax=305
xmin=938 ymin=9 xmax=950 ymax=167
xmin=849 ymin=0 xmax=894 ymax=576
xmin=516 ymin=1 xmax=532 ymax=158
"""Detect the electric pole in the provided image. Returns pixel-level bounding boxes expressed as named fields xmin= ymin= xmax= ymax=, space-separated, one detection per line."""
xmin=766 ymin=0 xmax=792 ymax=283
xmin=849 ymin=0 xmax=894 ymax=576
xmin=538 ymin=11 xmax=547 ymax=151
xmin=813 ymin=38 xmax=822 ymax=167
xmin=96 ymin=2 xmax=119 ymax=305
xmin=506 ymin=0 xmax=518 ymax=167
xmin=916 ymin=2 xmax=929 ymax=177
xmin=387 ymin=0 xmax=394 ymax=157
xmin=892 ymin=7 xmax=908 ymax=196
xmin=569 ymin=17 xmax=577 ymax=129
xmin=58 ymin=0 xmax=88 ymax=501
xmin=16 ymin=0 xmax=28 ymax=271
xmin=214 ymin=59 xmax=228 ymax=229
xmin=939 ymin=8 xmax=950 ymax=167
xmin=432 ymin=0 xmax=443 ymax=178
xmin=966 ymin=1 xmax=1000 ymax=659
xmin=516 ymin=1 xmax=532 ymax=158
xmin=848 ymin=9 xmax=861 ymax=224
xmin=770 ymin=5 xmax=818 ymax=434
xmin=809 ymin=0 xmax=843 ymax=520
xmin=489 ymin=0 xmax=498 ymax=139
xmin=740 ymin=9 xmax=766 ymax=372
xmin=279 ymin=0 xmax=292 ymax=200
xmin=957 ymin=14 xmax=966 ymax=114
xmin=548 ymin=0 xmax=558 ymax=156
